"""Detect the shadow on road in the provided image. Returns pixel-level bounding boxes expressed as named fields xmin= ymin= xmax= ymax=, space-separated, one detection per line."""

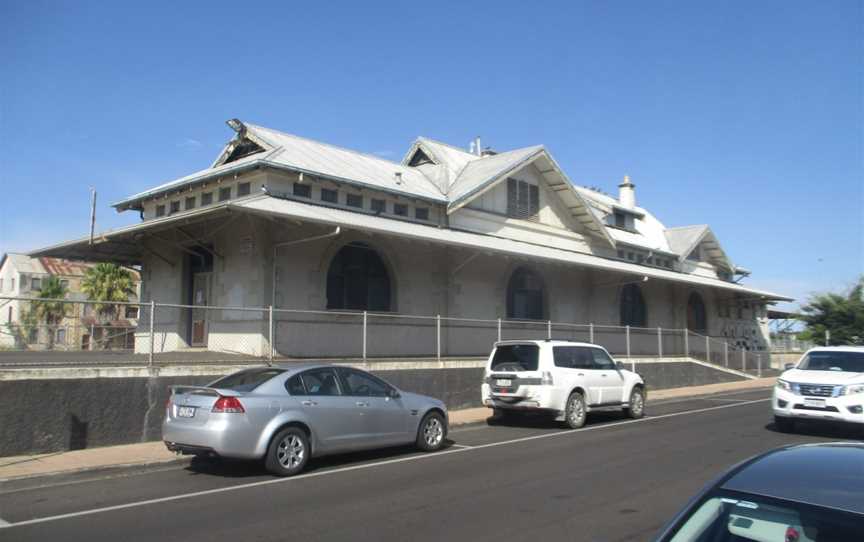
xmin=184 ymin=439 xmax=462 ymax=479
xmin=765 ymin=420 xmax=864 ymax=441
xmin=484 ymin=410 xmax=627 ymax=429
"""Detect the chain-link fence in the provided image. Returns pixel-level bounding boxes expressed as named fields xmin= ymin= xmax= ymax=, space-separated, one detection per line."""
xmin=0 ymin=295 xmax=771 ymax=373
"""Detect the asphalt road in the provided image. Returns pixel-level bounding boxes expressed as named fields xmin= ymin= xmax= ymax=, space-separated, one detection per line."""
xmin=0 ymin=388 xmax=859 ymax=542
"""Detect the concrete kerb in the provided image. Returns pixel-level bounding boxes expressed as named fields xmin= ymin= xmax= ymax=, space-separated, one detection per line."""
xmin=0 ymin=377 xmax=776 ymax=482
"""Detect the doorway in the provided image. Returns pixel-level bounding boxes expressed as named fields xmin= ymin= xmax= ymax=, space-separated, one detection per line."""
xmin=185 ymin=247 xmax=214 ymax=347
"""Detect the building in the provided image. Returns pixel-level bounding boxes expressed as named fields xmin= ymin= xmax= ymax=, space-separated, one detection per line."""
xmin=30 ymin=119 xmax=790 ymax=359
xmin=0 ymin=254 xmax=140 ymax=350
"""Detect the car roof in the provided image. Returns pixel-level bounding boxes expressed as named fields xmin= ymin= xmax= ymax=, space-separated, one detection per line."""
xmin=721 ymin=443 xmax=864 ymax=515
xmin=805 ymin=346 xmax=864 ymax=353
xmin=495 ymin=340 xmax=602 ymax=347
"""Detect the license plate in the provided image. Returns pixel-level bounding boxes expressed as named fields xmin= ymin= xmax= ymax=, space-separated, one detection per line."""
xmin=177 ymin=406 xmax=196 ymax=418
xmin=804 ymin=398 xmax=826 ymax=408
xmin=495 ymin=379 xmax=512 ymax=387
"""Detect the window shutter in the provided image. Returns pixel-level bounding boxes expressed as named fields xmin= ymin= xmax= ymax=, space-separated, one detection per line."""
xmin=507 ymin=178 xmax=517 ymax=216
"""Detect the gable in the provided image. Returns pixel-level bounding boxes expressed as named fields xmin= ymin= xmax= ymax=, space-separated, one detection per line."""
xmin=222 ymin=138 xmax=266 ymax=164
xmin=407 ymin=148 xmax=435 ymax=167
xmin=463 ymin=164 xmax=587 ymax=233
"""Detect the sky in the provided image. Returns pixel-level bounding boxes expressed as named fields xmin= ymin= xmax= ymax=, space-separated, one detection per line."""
xmin=1 ymin=0 xmax=861 ymax=311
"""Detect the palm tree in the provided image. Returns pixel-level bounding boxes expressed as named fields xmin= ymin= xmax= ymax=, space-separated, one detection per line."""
xmin=31 ymin=276 xmax=69 ymax=349
xmin=81 ymin=263 xmax=136 ymax=323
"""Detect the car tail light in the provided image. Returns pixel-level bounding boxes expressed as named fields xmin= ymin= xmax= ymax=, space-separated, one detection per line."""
xmin=212 ymin=396 xmax=245 ymax=413
xmin=541 ymin=371 xmax=554 ymax=386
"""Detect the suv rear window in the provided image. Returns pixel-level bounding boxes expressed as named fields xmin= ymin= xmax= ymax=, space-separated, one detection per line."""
xmin=209 ymin=368 xmax=285 ymax=392
xmin=491 ymin=344 xmax=539 ymax=372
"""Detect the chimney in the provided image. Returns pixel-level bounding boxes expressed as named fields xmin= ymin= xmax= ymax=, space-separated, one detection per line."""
xmin=474 ymin=136 xmax=482 ymax=156
xmin=618 ymin=175 xmax=636 ymax=209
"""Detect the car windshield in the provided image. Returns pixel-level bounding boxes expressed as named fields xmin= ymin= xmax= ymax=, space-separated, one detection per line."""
xmin=209 ymin=368 xmax=285 ymax=392
xmin=491 ymin=344 xmax=539 ymax=372
xmin=667 ymin=490 xmax=862 ymax=542
xmin=798 ymin=351 xmax=864 ymax=373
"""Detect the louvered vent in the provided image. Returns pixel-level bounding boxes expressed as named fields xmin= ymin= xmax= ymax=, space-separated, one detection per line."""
xmin=507 ymin=178 xmax=540 ymax=221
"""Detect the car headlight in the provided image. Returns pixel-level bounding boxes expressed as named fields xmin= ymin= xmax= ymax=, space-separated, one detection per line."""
xmin=842 ymin=384 xmax=864 ymax=396
xmin=776 ymin=379 xmax=792 ymax=392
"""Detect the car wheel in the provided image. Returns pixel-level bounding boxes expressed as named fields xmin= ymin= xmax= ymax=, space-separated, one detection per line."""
xmin=774 ymin=416 xmax=795 ymax=433
xmin=416 ymin=411 xmax=447 ymax=452
xmin=564 ymin=391 xmax=587 ymax=429
xmin=625 ymin=386 xmax=645 ymax=419
xmin=265 ymin=427 xmax=310 ymax=476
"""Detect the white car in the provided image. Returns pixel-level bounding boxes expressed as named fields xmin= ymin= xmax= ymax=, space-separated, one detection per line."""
xmin=773 ymin=346 xmax=864 ymax=433
xmin=481 ymin=340 xmax=646 ymax=428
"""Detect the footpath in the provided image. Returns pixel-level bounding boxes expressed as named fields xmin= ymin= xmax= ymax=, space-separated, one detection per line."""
xmin=0 ymin=377 xmax=775 ymax=481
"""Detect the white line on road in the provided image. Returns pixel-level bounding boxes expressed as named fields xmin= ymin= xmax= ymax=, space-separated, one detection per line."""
xmin=0 ymin=398 xmax=770 ymax=530
xmin=702 ymin=398 xmax=753 ymax=403
xmin=0 ymin=517 xmax=10 ymax=526
xmin=449 ymin=444 xmax=473 ymax=449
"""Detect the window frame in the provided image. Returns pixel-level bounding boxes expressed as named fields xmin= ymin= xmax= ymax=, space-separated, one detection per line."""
xmin=346 ymin=193 xmax=363 ymax=209
xmin=201 ymin=192 xmax=214 ymax=206
xmin=370 ymin=199 xmax=386 ymax=213
xmin=170 ymin=201 xmax=181 ymax=214
xmin=185 ymin=196 xmax=196 ymax=210
xmin=393 ymin=203 xmax=408 ymax=217
xmin=415 ymin=207 xmax=429 ymax=221
xmin=320 ymin=188 xmax=338 ymax=203
xmin=335 ymin=367 xmax=394 ymax=397
xmin=296 ymin=368 xmax=344 ymax=397
xmin=218 ymin=187 xmax=232 ymax=202
xmin=155 ymin=204 xmax=166 ymax=217
xmin=293 ymin=183 xmax=311 ymax=198
xmin=237 ymin=182 xmax=251 ymax=197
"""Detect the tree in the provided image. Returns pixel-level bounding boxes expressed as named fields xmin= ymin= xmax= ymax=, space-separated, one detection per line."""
xmin=31 ymin=276 xmax=69 ymax=349
xmin=800 ymin=276 xmax=864 ymax=346
xmin=80 ymin=263 xmax=136 ymax=322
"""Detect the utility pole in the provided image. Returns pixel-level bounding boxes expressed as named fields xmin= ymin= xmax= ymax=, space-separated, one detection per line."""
xmin=88 ymin=188 xmax=97 ymax=246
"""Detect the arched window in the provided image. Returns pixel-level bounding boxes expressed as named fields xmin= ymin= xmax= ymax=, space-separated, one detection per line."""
xmin=506 ymin=267 xmax=545 ymax=320
xmin=620 ymin=284 xmax=647 ymax=327
xmin=687 ymin=292 xmax=707 ymax=333
xmin=326 ymin=243 xmax=391 ymax=311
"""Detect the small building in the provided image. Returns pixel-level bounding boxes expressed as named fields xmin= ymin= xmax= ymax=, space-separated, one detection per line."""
xmin=30 ymin=120 xmax=790 ymax=359
xmin=0 ymin=253 xmax=140 ymax=350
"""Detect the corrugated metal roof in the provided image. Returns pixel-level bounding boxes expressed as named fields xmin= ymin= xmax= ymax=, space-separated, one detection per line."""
xmin=665 ymin=225 xmax=709 ymax=256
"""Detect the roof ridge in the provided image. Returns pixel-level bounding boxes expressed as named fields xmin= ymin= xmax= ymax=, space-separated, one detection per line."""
xmin=417 ymin=136 xmax=480 ymax=157
xmin=245 ymin=123 xmax=413 ymax=170
xmin=666 ymin=224 xmax=709 ymax=231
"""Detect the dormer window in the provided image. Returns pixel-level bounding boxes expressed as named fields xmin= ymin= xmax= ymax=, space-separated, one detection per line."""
xmin=609 ymin=208 xmax=637 ymax=232
xmin=408 ymin=148 xmax=434 ymax=167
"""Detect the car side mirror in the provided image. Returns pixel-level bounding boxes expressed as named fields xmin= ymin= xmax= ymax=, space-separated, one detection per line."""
xmin=615 ymin=361 xmax=625 ymax=371
xmin=784 ymin=363 xmax=795 ymax=371
xmin=388 ymin=388 xmax=401 ymax=399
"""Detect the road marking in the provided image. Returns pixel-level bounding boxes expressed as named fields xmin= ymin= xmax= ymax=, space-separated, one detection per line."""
xmin=0 ymin=398 xmax=770 ymax=530
xmin=449 ymin=444 xmax=473 ymax=449
xmin=703 ymin=398 xmax=754 ymax=403
xmin=0 ymin=517 xmax=9 ymax=526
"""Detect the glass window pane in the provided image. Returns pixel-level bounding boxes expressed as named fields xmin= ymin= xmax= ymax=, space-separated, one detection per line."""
xmin=286 ymin=374 xmax=306 ymax=395
xmin=339 ymin=369 xmax=390 ymax=397
xmin=300 ymin=369 xmax=342 ymax=396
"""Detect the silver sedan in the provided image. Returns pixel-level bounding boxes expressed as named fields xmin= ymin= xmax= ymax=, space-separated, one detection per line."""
xmin=163 ymin=364 xmax=448 ymax=476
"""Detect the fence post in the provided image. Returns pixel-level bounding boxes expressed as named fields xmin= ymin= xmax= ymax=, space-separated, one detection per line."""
xmin=268 ymin=305 xmax=274 ymax=365
xmin=757 ymin=354 xmax=762 ymax=377
xmin=741 ymin=348 xmax=746 ymax=372
xmin=547 ymin=320 xmax=552 ymax=340
xmin=705 ymin=335 xmax=710 ymax=363
xmin=362 ymin=311 xmax=367 ymax=362
xmin=589 ymin=323 xmax=594 ymax=343
xmin=684 ymin=328 xmax=689 ymax=358
xmin=724 ymin=342 xmax=728 ymax=367
xmin=90 ymin=323 xmax=96 ymax=351
xmin=436 ymin=314 xmax=441 ymax=364
xmin=657 ymin=327 xmax=663 ymax=359
xmin=497 ymin=318 xmax=501 ymax=343
xmin=148 ymin=300 xmax=155 ymax=367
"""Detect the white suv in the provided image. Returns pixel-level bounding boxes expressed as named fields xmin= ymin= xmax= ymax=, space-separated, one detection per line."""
xmin=773 ymin=346 xmax=864 ymax=433
xmin=481 ymin=340 xmax=646 ymax=428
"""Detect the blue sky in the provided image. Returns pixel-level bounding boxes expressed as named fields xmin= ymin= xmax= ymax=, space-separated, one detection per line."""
xmin=1 ymin=1 xmax=861 ymax=310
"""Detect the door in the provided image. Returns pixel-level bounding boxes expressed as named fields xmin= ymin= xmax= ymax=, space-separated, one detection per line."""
xmin=590 ymin=348 xmax=625 ymax=404
xmin=337 ymin=368 xmax=412 ymax=445
xmin=294 ymin=368 xmax=365 ymax=453
xmin=190 ymin=272 xmax=210 ymax=346
xmin=553 ymin=346 xmax=599 ymax=407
